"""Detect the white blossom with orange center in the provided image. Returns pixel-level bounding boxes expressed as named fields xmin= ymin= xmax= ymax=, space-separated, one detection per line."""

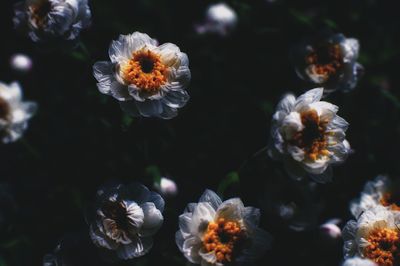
xmin=350 ymin=176 xmax=400 ymax=219
xmin=176 ymin=189 xmax=272 ymax=265
xmin=13 ymin=0 xmax=91 ymax=42
xmin=292 ymin=33 xmax=363 ymax=94
xmin=93 ymin=32 xmax=191 ymax=119
xmin=343 ymin=206 xmax=400 ymax=266
xmin=268 ymin=88 xmax=351 ymax=183
xmin=0 ymin=81 xmax=37 ymax=144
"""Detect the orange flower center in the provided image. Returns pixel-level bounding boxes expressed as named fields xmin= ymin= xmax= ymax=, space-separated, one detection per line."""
xmin=0 ymin=97 xmax=11 ymax=121
xmin=203 ymin=218 xmax=245 ymax=263
xmin=120 ymin=49 xmax=168 ymax=94
xmin=305 ymin=43 xmax=343 ymax=81
xmin=380 ymin=193 xmax=400 ymax=212
xmin=364 ymin=227 xmax=400 ymax=266
xmin=28 ymin=0 xmax=52 ymax=29
xmin=291 ymin=109 xmax=330 ymax=161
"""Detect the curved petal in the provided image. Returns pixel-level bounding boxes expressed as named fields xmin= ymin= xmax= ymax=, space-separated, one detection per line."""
xmin=182 ymin=236 xmax=202 ymax=263
xmin=294 ymin=88 xmax=324 ymax=109
xmin=199 ymin=189 xmax=222 ymax=210
xmin=148 ymin=191 xmax=165 ymax=213
xmin=135 ymin=100 xmax=163 ymax=117
xmin=276 ymin=94 xmax=296 ymax=115
xmin=139 ymin=202 xmax=164 ymax=237
xmin=192 ymin=202 xmax=216 ymax=235
xmin=161 ymin=90 xmax=189 ymax=108
xmin=216 ymin=198 xmax=245 ymax=221
xmin=116 ymin=236 xmax=153 ymax=259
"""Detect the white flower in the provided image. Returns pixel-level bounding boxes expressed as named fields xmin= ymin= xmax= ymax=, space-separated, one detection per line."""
xmin=154 ymin=177 xmax=178 ymax=197
xmin=342 ymin=206 xmax=400 ymax=266
xmin=292 ymin=33 xmax=363 ymax=93
xmin=350 ymin=176 xmax=400 ymax=219
xmin=13 ymin=0 xmax=91 ymax=42
xmin=0 ymin=81 xmax=37 ymax=144
xmin=196 ymin=3 xmax=238 ymax=36
xmin=176 ymin=189 xmax=272 ymax=265
xmin=93 ymin=32 xmax=191 ymax=119
xmin=89 ymin=183 xmax=165 ymax=260
xmin=320 ymin=219 xmax=342 ymax=239
xmin=342 ymin=257 xmax=377 ymax=266
xmin=10 ymin=53 xmax=33 ymax=73
xmin=268 ymin=88 xmax=351 ymax=183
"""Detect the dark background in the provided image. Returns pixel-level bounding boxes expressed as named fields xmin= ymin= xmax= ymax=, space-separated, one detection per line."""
xmin=1 ymin=0 xmax=400 ymax=265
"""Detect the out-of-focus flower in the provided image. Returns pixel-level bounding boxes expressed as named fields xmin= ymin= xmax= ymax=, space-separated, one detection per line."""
xmin=342 ymin=257 xmax=377 ymax=266
xmin=10 ymin=53 xmax=33 ymax=73
xmin=342 ymin=206 xmax=400 ymax=265
xmin=0 ymin=81 xmax=37 ymax=144
xmin=154 ymin=177 xmax=178 ymax=197
xmin=13 ymin=0 xmax=91 ymax=43
xmin=268 ymin=88 xmax=351 ymax=183
xmin=292 ymin=33 xmax=363 ymax=94
xmin=349 ymin=175 xmax=400 ymax=219
xmin=176 ymin=189 xmax=272 ymax=265
xmin=93 ymin=32 xmax=191 ymax=119
xmin=195 ymin=3 xmax=238 ymax=36
xmin=88 ymin=183 xmax=165 ymax=260
xmin=320 ymin=219 xmax=342 ymax=240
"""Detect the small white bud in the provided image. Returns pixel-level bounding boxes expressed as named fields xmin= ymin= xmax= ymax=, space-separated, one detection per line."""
xmin=10 ymin=54 xmax=33 ymax=73
xmin=154 ymin=177 xmax=178 ymax=197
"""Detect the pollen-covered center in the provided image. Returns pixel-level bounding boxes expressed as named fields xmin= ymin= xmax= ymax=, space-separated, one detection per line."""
xmin=291 ymin=109 xmax=330 ymax=161
xmin=121 ymin=49 xmax=168 ymax=93
xmin=380 ymin=193 xmax=400 ymax=212
xmin=28 ymin=0 xmax=52 ymax=29
xmin=102 ymin=201 xmax=130 ymax=232
xmin=0 ymin=97 xmax=11 ymax=121
xmin=203 ymin=218 xmax=245 ymax=263
xmin=305 ymin=43 xmax=343 ymax=81
xmin=364 ymin=227 xmax=400 ymax=266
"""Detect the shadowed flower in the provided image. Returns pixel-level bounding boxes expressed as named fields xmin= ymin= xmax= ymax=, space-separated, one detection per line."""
xmin=195 ymin=3 xmax=238 ymax=36
xmin=0 ymin=81 xmax=37 ymax=144
xmin=88 ymin=183 xmax=165 ymax=260
xmin=350 ymin=176 xmax=400 ymax=219
xmin=176 ymin=189 xmax=272 ymax=265
xmin=292 ymin=33 xmax=363 ymax=94
xmin=343 ymin=206 xmax=400 ymax=266
xmin=268 ymin=88 xmax=351 ymax=183
xmin=13 ymin=0 xmax=91 ymax=43
xmin=342 ymin=257 xmax=377 ymax=266
xmin=93 ymin=32 xmax=191 ymax=119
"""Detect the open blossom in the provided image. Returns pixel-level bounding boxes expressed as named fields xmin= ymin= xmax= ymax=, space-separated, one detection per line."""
xmin=342 ymin=257 xmax=377 ymax=266
xmin=195 ymin=3 xmax=238 ymax=36
xmin=292 ymin=33 xmax=363 ymax=94
xmin=343 ymin=206 xmax=400 ymax=266
xmin=350 ymin=176 xmax=400 ymax=219
xmin=93 ymin=32 xmax=191 ymax=119
xmin=0 ymin=81 xmax=37 ymax=144
xmin=89 ymin=183 xmax=165 ymax=260
xmin=13 ymin=0 xmax=91 ymax=42
xmin=268 ymin=88 xmax=351 ymax=183
xmin=176 ymin=189 xmax=272 ymax=265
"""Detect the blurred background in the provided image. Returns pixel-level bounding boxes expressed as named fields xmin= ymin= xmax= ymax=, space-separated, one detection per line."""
xmin=1 ymin=0 xmax=400 ymax=265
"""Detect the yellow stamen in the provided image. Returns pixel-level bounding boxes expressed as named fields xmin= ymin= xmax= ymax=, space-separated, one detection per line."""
xmin=364 ymin=227 xmax=400 ymax=266
xmin=120 ymin=49 xmax=168 ymax=94
xmin=203 ymin=218 xmax=245 ymax=263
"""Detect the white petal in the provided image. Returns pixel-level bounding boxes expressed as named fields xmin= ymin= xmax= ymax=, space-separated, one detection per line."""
xmin=342 ymin=38 xmax=360 ymax=63
xmin=281 ymin=112 xmax=303 ymax=140
xmin=135 ymin=100 xmax=163 ymax=117
xmin=276 ymin=94 xmax=296 ymax=115
xmin=161 ymin=90 xmax=189 ymax=108
xmin=116 ymin=237 xmax=153 ymax=259
xmin=123 ymin=200 xmax=145 ymax=230
xmin=139 ymin=202 xmax=164 ymax=237
xmin=308 ymin=101 xmax=338 ymax=120
xmin=287 ymin=145 xmax=305 ymax=162
xmin=342 ymin=257 xmax=377 ymax=266
xmin=148 ymin=191 xmax=165 ymax=213
xmin=216 ymin=198 xmax=245 ymax=221
xmin=191 ymin=202 xmax=216 ymax=235
xmin=0 ymin=81 xmax=22 ymax=103
xmin=182 ymin=236 xmax=202 ymax=263
xmin=199 ymin=189 xmax=222 ymax=210
xmin=294 ymin=88 xmax=324 ymax=109
xmin=109 ymin=81 xmax=131 ymax=101
xmin=199 ymin=250 xmax=217 ymax=264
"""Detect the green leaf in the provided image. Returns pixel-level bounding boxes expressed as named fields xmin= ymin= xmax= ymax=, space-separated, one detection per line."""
xmin=146 ymin=165 xmax=162 ymax=184
xmin=217 ymin=172 xmax=240 ymax=197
